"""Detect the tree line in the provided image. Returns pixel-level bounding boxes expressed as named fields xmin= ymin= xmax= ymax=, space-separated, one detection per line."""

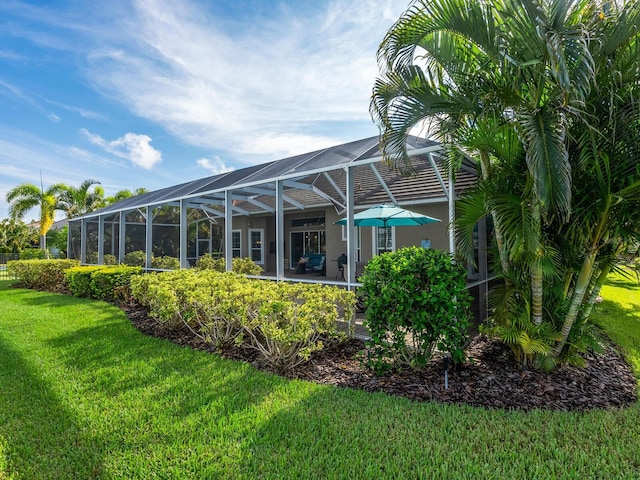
xmin=1 ymin=180 xmax=147 ymax=253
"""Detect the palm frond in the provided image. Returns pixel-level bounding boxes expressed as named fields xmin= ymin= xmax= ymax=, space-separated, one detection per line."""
xmin=518 ymin=107 xmax=572 ymax=220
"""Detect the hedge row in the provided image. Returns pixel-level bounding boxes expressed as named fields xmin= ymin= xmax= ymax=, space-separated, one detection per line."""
xmin=8 ymin=259 xmax=79 ymax=292
xmin=130 ymin=270 xmax=356 ymax=371
xmin=65 ymin=265 xmax=143 ymax=303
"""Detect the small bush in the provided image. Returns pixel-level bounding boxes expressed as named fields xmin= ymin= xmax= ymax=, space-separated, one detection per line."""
xmin=194 ymin=255 xmax=225 ymax=271
xmin=124 ymin=251 xmax=146 ymax=267
xmin=151 ymin=256 xmax=180 ymax=270
xmin=232 ymin=257 xmax=263 ymax=275
xmin=85 ymin=252 xmax=99 ymax=264
xmin=103 ymin=254 xmax=118 ymax=265
xmin=8 ymin=259 xmax=79 ymax=292
xmin=195 ymin=255 xmax=262 ymax=275
xmin=359 ymin=247 xmax=471 ymax=373
xmin=241 ymin=282 xmax=354 ymax=371
xmin=19 ymin=249 xmax=48 ymax=260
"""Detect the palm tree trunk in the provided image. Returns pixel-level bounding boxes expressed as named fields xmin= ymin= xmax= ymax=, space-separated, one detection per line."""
xmin=580 ymin=262 xmax=611 ymax=321
xmin=531 ymin=202 xmax=543 ymax=325
xmin=40 ymin=234 xmax=46 ymax=251
xmin=553 ymin=251 xmax=596 ymax=357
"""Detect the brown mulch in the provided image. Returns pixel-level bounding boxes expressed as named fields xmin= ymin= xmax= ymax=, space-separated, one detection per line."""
xmin=125 ymin=304 xmax=637 ymax=412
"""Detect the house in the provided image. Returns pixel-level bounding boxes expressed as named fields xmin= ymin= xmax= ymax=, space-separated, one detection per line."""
xmin=67 ymin=135 xmax=489 ymax=318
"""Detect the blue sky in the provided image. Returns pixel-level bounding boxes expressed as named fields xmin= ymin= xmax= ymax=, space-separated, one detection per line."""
xmin=0 ymin=0 xmax=411 ymax=221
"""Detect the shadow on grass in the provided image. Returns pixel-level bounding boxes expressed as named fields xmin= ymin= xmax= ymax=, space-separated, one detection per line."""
xmin=0 ymin=337 xmax=105 ymax=479
xmin=604 ymin=278 xmax=640 ymax=290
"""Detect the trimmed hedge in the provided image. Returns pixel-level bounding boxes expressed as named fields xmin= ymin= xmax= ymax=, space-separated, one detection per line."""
xmin=8 ymin=259 xmax=79 ymax=292
xmin=65 ymin=265 xmax=143 ymax=303
xmin=65 ymin=266 xmax=106 ymax=297
xmin=131 ymin=270 xmax=355 ymax=371
xmin=90 ymin=266 xmax=143 ymax=303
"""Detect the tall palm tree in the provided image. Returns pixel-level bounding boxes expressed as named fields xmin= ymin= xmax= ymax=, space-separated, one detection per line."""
xmin=6 ymin=183 xmax=69 ymax=250
xmin=371 ymin=0 xmax=640 ymax=365
xmin=58 ymin=179 xmax=105 ymax=218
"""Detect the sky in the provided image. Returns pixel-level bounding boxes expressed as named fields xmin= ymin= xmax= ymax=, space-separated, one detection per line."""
xmin=0 ymin=0 xmax=412 ymax=221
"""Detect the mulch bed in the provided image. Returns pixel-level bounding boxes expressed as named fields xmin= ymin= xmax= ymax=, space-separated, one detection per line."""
xmin=125 ymin=304 xmax=637 ymax=412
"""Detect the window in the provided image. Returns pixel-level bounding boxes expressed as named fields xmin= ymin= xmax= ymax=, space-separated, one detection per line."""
xmin=341 ymin=225 xmax=361 ymax=261
xmin=376 ymin=226 xmax=394 ymax=255
xmin=249 ymin=229 xmax=264 ymax=265
xmin=232 ymin=230 xmax=241 ymax=258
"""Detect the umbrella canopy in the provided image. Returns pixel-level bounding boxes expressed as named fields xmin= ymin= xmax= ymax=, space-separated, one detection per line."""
xmin=335 ymin=204 xmax=441 ymax=227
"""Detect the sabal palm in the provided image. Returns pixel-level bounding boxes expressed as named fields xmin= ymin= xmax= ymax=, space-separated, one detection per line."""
xmin=371 ymin=0 xmax=640 ymax=363
xmin=6 ymin=183 xmax=69 ymax=249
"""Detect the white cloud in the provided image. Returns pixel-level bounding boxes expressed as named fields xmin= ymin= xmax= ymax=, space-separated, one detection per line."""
xmin=84 ymin=0 xmax=408 ymax=161
xmin=81 ymin=128 xmax=162 ymax=170
xmin=197 ymin=156 xmax=234 ymax=175
xmin=49 ymin=113 xmax=60 ymax=122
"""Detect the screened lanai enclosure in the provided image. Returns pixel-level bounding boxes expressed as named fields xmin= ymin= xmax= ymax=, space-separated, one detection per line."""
xmin=68 ymin=135 xmax=492 ymax=321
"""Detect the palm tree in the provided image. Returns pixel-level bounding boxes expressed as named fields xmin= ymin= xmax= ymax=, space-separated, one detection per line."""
xmin=371 ymin=0 xmax=640 ymax=366
xmin=105 ymin=187 xmax=148 ymax=206
xmin=6 ymin=183 xmax=69 ymax=250
xmin=58 ymin=179 xmax=105 ymax=218
xmin=0 ymin=218 xmax=38 ymax=253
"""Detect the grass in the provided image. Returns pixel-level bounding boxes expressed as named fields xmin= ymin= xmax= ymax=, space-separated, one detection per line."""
xmin=0 ymin=277 xmax=639 ymax=479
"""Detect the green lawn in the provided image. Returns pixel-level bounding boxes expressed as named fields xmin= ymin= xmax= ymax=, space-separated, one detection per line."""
xmin=0 ymin=277 xmax=639 ymax=479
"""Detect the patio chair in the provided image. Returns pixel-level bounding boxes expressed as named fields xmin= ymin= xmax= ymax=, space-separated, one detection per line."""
xmin=336 ymin=253 xmax=347 ymax=280
xmin=305 ymin=254 xmax=326 ymax=276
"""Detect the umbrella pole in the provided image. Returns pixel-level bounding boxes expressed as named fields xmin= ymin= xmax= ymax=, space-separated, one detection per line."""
xmin=385 ymin=221 xmax=390 ymax=252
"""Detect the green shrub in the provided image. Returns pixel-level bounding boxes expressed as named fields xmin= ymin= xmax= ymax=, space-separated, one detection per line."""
xmin=90 ymin=266 xmax=143 ymax=303
xmin=232 ymin=257 xmax=263 ymax=275
xmin=8 ymin=259 xmax=79 ymax=292
xmin=65 ymin=265 xmax=143 ymax=302
xmin=151 ymin=256 xmax=180 ymax=270
xmin=124 ymin=250 xmax=146 ymax=267
xmin=130 ymin=270 xmax=194 ymax=329
xmin=103 ymin=254 xmax=118 ymax=265
xmin=359 ymin=247 xmax=472 ymax=373
xmin=19 ymin=249 xmax=48 ymax=260
xmin=85 ymin=252 xmax=99 ymax=264
xmin=241 ymin=282 xmax=354 ymax=371
xmin=130 ymin=270 xmax=355 ymax=370
xmin=195 ymin=255 xmax=262 ymax=275
xmin=65 ymin=266 xmax=106 ymax=297
xmin=194 ymin=255 xmax=225 ymax=271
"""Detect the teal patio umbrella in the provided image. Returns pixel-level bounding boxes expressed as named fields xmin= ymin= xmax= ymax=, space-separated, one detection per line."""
xmin=335 ymin=204 xmax=440 ymax=253
xmin=335 ymin=204 xmax=441 ymax=228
